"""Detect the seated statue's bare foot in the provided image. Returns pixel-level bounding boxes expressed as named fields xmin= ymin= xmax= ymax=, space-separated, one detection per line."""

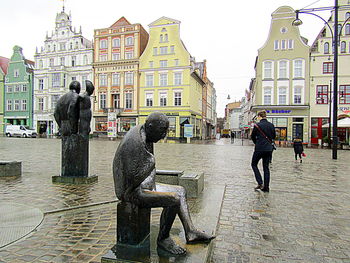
xmin=157 ymin=237 xmax=186 ymax=255
xmin=186 ymin=229 xmax=215 ymax=244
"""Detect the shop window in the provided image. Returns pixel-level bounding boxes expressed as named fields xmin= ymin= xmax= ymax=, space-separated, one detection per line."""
xmin=167 ymin=117 xmax=176 ymax=137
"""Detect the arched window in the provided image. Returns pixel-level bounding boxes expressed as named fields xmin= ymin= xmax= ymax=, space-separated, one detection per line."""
xmin=324 ymin=42 xmax=330 ymax=54
xmin=346 ymin=12 xmax=350 ymax=20
xmin=338 ymin=24 xmax=342 ymax=35
xmin=160 ymin=34 xmax=163 ymax=42
xmin=341 ymin=41 xmax=346 ymax=53
xmin=346 ymin=24 xmax=350 ymax=35
xmin=164 ymin=34 xmax=168 ymax=42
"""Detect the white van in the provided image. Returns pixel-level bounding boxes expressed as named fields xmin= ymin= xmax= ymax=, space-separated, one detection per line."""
xmin=5 ymin=125 xmax=37 ymax=138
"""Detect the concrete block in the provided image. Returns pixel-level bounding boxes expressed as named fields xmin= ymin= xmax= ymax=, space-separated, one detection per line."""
xmin=0 ymin=161 xmax=22 ymax=177
xmin=155 ymin=169 xmax=183 ymax=185
xmin=179 ymin=172 xmax=204 ymax=198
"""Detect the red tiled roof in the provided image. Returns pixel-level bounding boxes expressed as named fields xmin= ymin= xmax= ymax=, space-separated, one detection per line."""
xmin=0 ymin=56 xmax=10 ymax=74
xmin=110 ymin=17 xmax=131 ymax=28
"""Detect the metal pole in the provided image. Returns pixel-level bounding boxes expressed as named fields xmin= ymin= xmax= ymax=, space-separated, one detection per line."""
xmin=329 ymin=80 xmax=332 ymax=149
xmin=332 ymin=0 xmax=339 ymax=159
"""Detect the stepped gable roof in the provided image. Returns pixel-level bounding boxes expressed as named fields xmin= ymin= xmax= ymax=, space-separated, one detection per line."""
xmin=110 ymin=17 xmax=131 ymax=28
xmin=0 ymin=56 xmax=10 ymax=74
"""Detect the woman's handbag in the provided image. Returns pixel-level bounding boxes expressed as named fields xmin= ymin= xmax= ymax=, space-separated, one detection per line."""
xmin=301 ymin=152 xmax=306 ymax=157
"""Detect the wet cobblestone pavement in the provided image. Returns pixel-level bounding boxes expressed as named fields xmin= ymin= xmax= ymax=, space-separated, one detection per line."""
xmin=0 ymin=137 xmax=350 ymax=262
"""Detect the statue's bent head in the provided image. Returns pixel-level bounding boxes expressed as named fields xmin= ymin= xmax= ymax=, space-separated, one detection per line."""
xmin=145 ymin=112 xmax=169 ymax=143
xmin=69 ymin=81 xmax=81 ymax=94
xmin=85 ymin=80 xmax=95 ymax=96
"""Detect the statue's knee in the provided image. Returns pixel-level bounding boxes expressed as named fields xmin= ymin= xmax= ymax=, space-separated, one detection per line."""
xmin=176 ymin=185 xmax=187 ymax=199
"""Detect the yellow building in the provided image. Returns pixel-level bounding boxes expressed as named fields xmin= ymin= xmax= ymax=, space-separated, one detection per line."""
xmin=139 ymin=17 xmax=203 ymax=139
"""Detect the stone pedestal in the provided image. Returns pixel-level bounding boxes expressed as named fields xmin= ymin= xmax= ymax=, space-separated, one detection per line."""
xmin=179 ymin=172 xmax=204 ymax=198
xmin=0 ymin=161 xmax=21 ymax=177
xmin=52 ymin=174 xmax=98 ymax=184
xmin=117 ymin=202 xmax=151 ymax=246
xmin=155 ymin=169 xmax=183 ymax=185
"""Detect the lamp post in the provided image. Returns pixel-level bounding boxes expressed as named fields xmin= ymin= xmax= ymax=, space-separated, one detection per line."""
xmin=293 ymin=0 xmax=350 ymax=159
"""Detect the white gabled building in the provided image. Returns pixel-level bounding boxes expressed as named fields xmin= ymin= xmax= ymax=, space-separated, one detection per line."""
xmin=33 ymin=8 xmax=93 ymax=136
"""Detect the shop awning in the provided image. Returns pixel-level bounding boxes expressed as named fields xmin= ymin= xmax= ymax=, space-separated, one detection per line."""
xmin=322 ymin=117 xmax=350 ymax=128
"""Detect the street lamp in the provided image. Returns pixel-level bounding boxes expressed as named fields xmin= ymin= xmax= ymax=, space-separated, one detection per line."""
xmin=293 ymin=0 xmax=350 ymax=159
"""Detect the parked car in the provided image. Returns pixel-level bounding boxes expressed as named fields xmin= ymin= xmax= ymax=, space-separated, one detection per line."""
xmin=5 ymin=125 xmax=37 ymax=138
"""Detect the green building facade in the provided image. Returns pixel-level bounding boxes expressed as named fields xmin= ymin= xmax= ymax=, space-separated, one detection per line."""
xmin=4 ymin=46 xmax=34 ymax=128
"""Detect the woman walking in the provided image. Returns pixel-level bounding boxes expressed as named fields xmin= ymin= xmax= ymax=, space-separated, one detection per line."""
xmin=293 ymin=138 xmax=304 ymax=163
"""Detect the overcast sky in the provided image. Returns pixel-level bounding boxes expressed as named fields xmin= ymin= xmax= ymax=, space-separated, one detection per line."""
xmin=0 ymin=0 xmax=333 ymax=117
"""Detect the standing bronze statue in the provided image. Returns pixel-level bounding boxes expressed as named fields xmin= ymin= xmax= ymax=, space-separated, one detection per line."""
xmin=113 ymin=112 xmax=214 ymax=255
xmin=53 ymin=80 xmax=96 ymax=181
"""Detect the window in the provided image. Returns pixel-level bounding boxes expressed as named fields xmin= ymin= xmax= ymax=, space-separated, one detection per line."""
xmin=100 ymin=39 xmax=107 ymax=49
xmin=170 ymin=45 xmax=174 ymax=53
xmin=112 ymin=38 xmax=120 ymax=47
xmin=160 ymin=92 xmax=167 ymax=106
xmin=75 ymin=41 xmax=79 ymax=49
xmin=274 ymin=40 xmax=279 ymax=50
xmin=288 ymin=39 xmax=294 ymax=49
xmin=146 ymin=74 xmax=153 ymax=87
xmin=281 ymin=40 xmax=286 ymax=50
xmin=15 ymin=85 xmax=20 ymax=92
xmin=125 ymin=72 xmax=134 ymax=85
xmin=160 ymin=34 xmax=163 ymax=42
xmin=82 ymin=75 xmax=87 ymax=89
xmin=38 ymin=98 xmax=44 ymax=111
xmin=164 ymin=34 xmax=168 ymax=42
xmin=83 ymin=55 xmax=88 ymax=65
xmin=51 ymin=95 xmax=60 ymax=109
xmin=263 ymin=87 xmax=272 ymax=105
xmin=52 ymin=73 xmax=60 ymax=88
xmin=112 ymin=73 xmax=120 ymax=86
xmin=14 ymin=100 xmax=20 ymax=111
xmin=153 ymin=47 xmax=157 ymax=55
xmin=293 ymin=86 xmax=302 ymax=104
xmin=339 ymin=85 xmax=350 ymax=104
xmin=72 ymin=76 xmax=76 ymax=81
xmin=174 ymin=91 xmax=182 ymax=106
xmin=22 ymin=84 xmax=27 ymax=92
xmin=160 ymin=73 xmax=168 ymax=86
xmin=125 ymin=51 xmax=133 ymax=59
xmin=346 ymin=24 xmax=350 ymax=35
xmin=338 ymin=24 xmax=342 ymax=36
xmin=100 ymin=55 xmax=107 ymax=62
xmin=39 ymin=60 xmax=43 ymax=69
xmin=324 ymin=42 xmax=330 ymax=54
xmin=316 ymin=85 xmax=328 ymax=104
xmin=146 ymin=92 xmax=153 ymax=106
xmin=149 ymin=61 xmax=154 ymax=68
xmin=160 ymin=46 xmax=168 ymax=54
xmin=49 ymin=58 xmax=54 ymax=67
xmin=263 ymin=61 xmax=273 ymax=79
xmin=112 ymin=93 xmax=120 ymax=108
xmin=174 ymin=72 xmax=182 ymax=85
xmin=294 ymin=59 xmax=303 ymax=78
xmin=99 ymin=74 xmax=107 ymax=87
xmin=278 ymin=60 xmax=288 ymax=79
xmin=60 ymin=57 xmax=65 ymax=66
xmin=71 ymin=56 xmax=76 ymax=66
xmin=7 ymin=86 xmax=12 ymax=93
xmin=278 ymin=87 xmax=287 ymax=105
xmin=125 ymin=37 xmax=134 ymax=46
xmin=39 ymin=79 xmax=44 ymax=91
xmin=125 ymin=92 xmax=132 ymax=109
xmin=59 ymin=42 xmax=66 ymax=51
xmin=160 ymin=60 xmax=167 ymax=67
xmin=112 ymin=53 xmax=120 ymax=61
xmin=323 ymin=62 xmax=333 ymax=74
xmin=6 ymin=100 xmax=12 ymax=111
xmin=70 ymin=42 xmax=73 ymax=50
xmin=53 ymin=44 xmax=56 ymax=51
xmin=174 ymin=59 xmax=179 ymax=66
xmin=21 ymin=100 xmax=27 ymax=111
xmin=99 ymin=93 xmax=106 ymax=109
xmin=341 ymin=41 xmax=346 ymax=53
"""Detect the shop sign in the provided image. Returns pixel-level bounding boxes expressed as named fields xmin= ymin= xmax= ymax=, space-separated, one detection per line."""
xmin=339 ymin=107 xmax=350 ymax=114
xmin=184 ymin=124 xmax=193 ymax=138
xmin=266 ymin=110 xmax=291 ymax=114
xmin=107 ymin=112 xmax=117 ymax=137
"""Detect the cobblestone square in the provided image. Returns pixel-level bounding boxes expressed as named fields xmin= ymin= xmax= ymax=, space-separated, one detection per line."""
xmin=0 ymin=137 xmax=349 ymax=262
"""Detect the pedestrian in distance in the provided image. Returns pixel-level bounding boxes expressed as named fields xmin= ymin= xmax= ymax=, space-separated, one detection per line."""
xmin=250 ymin=110 xmax=276 ymax=192
xmin=292 ymin=137 xmax=304 ymax=163
xmin=231 ymin=130 xmax=235 ymax=143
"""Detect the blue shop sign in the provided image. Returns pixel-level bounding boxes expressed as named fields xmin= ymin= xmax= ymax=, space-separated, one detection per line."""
xmin=266 ymin=110 xmax=291 ymax=114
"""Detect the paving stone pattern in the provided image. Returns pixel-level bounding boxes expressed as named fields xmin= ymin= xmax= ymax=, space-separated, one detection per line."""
xmin=0 ymin=137 xmax=350 ymax=262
